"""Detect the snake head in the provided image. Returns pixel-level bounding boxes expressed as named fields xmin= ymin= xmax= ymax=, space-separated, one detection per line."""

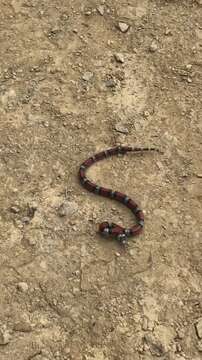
xmin=99 ymin=221 xmax=110 ymax=236
xmin=117 ymin=233 xmax=128 ymax=246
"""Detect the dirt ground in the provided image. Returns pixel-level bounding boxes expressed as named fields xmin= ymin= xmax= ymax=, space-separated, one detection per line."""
xmin=0 ymin=0 xmax=202 ymax=359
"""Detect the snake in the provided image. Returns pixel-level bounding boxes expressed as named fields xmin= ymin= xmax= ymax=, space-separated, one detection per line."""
xmin=79 ymin=145 xmax=159 ymax=245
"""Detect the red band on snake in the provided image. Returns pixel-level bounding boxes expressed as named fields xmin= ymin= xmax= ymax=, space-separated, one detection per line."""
xmin=79 ymin=145 xmax=159 ymax=245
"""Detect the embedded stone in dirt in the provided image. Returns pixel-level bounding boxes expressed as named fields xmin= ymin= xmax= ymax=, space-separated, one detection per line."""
xmin=114 ymin=53 xmax=125 ymax=63
xmin=197 ymin=340 xmax=202 ymax=352
xmin=17 ymin=282 xmax=29 ymax=292
xmin=13 ymin=313 xmax=32 ymax=333
xmin=114 ymin=123 xmax=129 ymax=134
xmin=0 ymin=326 xmax=11 ymax=345
xmin=10 ymin=206 xmax=20 ymax=214
xmin=58 ymin=200 xmax=78 ymax=217
xmin=149 ymin=41 xmax=158 ymax=52
xmin=118 ymin=22 xmax=130 ymax=33
xmin=144 ymin=334 xmax=165 ymax=356
xmin=105 ymin=78 xmax=117 ymax=88
xmin=195 ymin=318 xmax=202 ymax=339
xmin=82 ymin=72 xmax=94 ymax=81
xmin=97 ymin=5 xmax=105 ymax=16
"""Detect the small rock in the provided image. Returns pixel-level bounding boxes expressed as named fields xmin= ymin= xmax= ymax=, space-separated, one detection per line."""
xmin=84 ymin=11 xmax=92 ymax=16
xmin=118 ymin=22 xmax=130 ymax=33
xmin=142 ymin=317 xmax=148 ymax=331
xmin=149 ymin=41 xmax=158 ymax=53
xmin=114 ymin=53 xmax=125 ymax=63
xmin=10 ymin=206 xmax=20 ymax=214
xmin=105 ymin=78 xmax=117 ymax=88
xmin=147 ymin=319 xmax=155 ymax=331
xmin=29 ymin=201 xmax=38 ymax=210
xmin=27 ymin=203 xmax=37 ymax=218
xmin=58 ymin=201 xmax=78 ymax=217
xmin=197 ymin=340 xmax=202 ymax=352
xmin=129 ymin=248 xmax=136 ymax=257
xmin=175 ymin=343 xmax=182 ymax=353
xmin=186 ymin=64 xmax=192 ymax=70
xmin=17 ymin=282 xmax=29 ymax=292
xmin=165 ymin=28 xmax=172 ymax=36
xmin=144 ymin=334 xmax=165 ymax=356
xmin=195 ymin=318 xmax=202 ymax=339
xmin=0 ymin=326 xmax=11 ymax=345
xmin=13 ymin=313 xmax=32 ymax=333
xmin=176 ymin=357 xmax=186 ymax=360
xmin=82 ymin=71 xmax=94 ymax=81
xmin=97 ymin=5 xmax=105 ymax=16
xmin=177 ymin=328 xmax=185 ymax=339
xmin=21 ymin=216 xmax=30 ymax=224
xmin=114 ymin=123 xmax=129 ymax=134
xmin=143 ymin=110 xmax=150 ymax=117
xmin=196 ymin=0 xmax=202 ymax=5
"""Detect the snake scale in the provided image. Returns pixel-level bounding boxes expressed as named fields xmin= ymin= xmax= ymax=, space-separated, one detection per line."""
xmin=79 ymin=145 xmax=160 ymax=245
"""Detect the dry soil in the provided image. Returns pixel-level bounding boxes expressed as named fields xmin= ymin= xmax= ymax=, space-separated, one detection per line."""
xmin=0 ymin=1 xmax=202 ymax=359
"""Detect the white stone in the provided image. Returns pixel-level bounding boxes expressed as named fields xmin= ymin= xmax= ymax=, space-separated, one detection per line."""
xmin=17 ymin=282 xmax=29 ymax=292
xmin=118 ymin=22 xmax=130 ymax=33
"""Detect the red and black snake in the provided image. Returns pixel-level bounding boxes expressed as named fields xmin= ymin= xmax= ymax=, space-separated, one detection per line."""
xmin=79 ymin=145 xmax=160 ymax=245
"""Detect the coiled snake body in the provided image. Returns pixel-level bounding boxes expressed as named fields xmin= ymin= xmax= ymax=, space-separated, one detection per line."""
xmin=79 ymin=145 xmax=159 ymax=245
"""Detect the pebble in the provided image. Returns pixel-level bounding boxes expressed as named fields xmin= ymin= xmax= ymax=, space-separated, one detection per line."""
xmin=105 ymin=78 xmax=117 ymax=88
xmin=58 ymin=201 xmax=78 ymax=217
xmin=114 ymin=123 xmax=129 ymax=134
xmin=144 ymin=334 xmax=165 ymax=356
xmin=118 ymin=22 xmax=130 ymax=33
xmin=0 ymin=326 xmax=11 ymax=345
xmin=129 ymin=248 xmax=136 ymax=257
xmin=186 ymin=64 xmax=192 ymax=70
xmin=175 ymin=343 xmax=182 ymax=353
xmin=97 ymin=5 xmax=105 ymax=16
xmin=149 ymin=41 xmax=158 ymax=52
xmin=195 ymin=318 xmax=202 ymax=339
xmin=10 ymin=206 xmax=20 ymax=214
xmin=17 ymin=282 xmax=29 ymax=292
xmin=147 ymin=319 xmax=155 ymax=331
xmin=142 ymin=317 xmax=148 ymax=331
xmin=85 ymin=11 xmax=92 ymax=16
xmin=165 ymin=28 xmax=172 ymax=36
xmin=197 ymin=340 xmax=202 ymax=352
xmin=14 ymin=313 xmax=32 ymax=333
xmin=21 ymin=216 xmax=30 ymax=224
xmin=143 ymin=110 xmax=150 ymax=117
xmin=82 ymin=72 xmax=94 ymax=81
xmin=177 ymin=328 xmax=185 ymax=339
xmin=114 ymin=53 xmax=125 ymax=63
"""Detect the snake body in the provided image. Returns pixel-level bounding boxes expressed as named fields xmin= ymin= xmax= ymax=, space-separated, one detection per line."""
xmin=79 ymin=145 xmax=158 ymax=245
